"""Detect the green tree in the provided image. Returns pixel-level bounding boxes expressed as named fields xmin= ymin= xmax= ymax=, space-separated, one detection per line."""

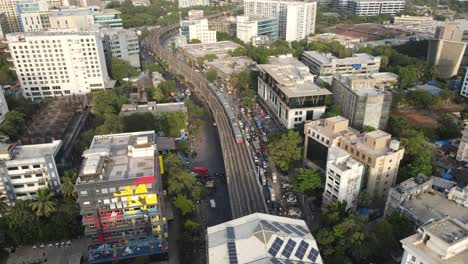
xmin=0 ymin=110 xmax=26 ymax=140
xmin=96 ymin=113 xmax=122 ymax=134
xmin=121 ymin=112 xmax=157 ymax=132
xmin=160 ymin=111 xmax=187 ymax=137
xmin=407 ymin=89 xmax=437 ymax=110
xmin=437 ymin=113 xmax=461 ymax=139
xmin=30 ymin=188 xmax=57 ymax=218
xmin=461 ymin=105 xmax=468 ymax=120
xmin=362 ymin=126 xmax=376 ymax=132
xmin=190 ymin=39 xmax=201 ymax=44
xmin=206 ymin=69 xmax=218 ymax=82
xmin=268 ymin=130 xmax=303 ymax=171
xmin=109 ymin=58 xmax=138 ymax=81
xmin=399 ymin=129 xmax=435 ymax=180
xmin=398 ymin=66 xmax=418 ymax=89
xmin=184 ymin=219 xmax=200 ymax=237
xmin=144 ymin=62 xmax=165 ymax=73
xmin=91 ymin=90 xmax=127 ymax=117
xmin=294 ymin=168 xmax=321 ymax=195
xmin=173 ymin=194 xmax=196 ymax=216
xmin=0 ymin=192 xmax=9 ymax=215
xmin=60 ymin=173 xmax=76 ymax=200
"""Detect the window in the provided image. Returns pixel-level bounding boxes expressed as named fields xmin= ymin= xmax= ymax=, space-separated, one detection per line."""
xmin=83 ymin=201 xmax=91 ymax=207
xmin=80 ymin=190 xmax=88 ymax=196
xmin=21 ymin=166 xmax=29 ymax=170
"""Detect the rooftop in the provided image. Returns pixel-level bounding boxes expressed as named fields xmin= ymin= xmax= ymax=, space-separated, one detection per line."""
xmin=268 ymin=54 xmax=308 ymax=68
xmin=77 ymin=131 xmax=157 ymax=184
xmin=0 ymin=140 xmax=62 ymax=161
xmin=207 ymin=213 xmax=323 ymax=264
xmin=120 ymin=102 xmax=187 ymax=115
xmin=180 ymin=41 xmax=241 ymax=59
xmin=302 ymin=51 xmax=380 ymax=64
xmin=206 ymin=56 xmax=256 ymax=78
xmin=394 ymin=174 xmax=431 ymax=194
xmin=305 ymin=116 xmax=359 ymax=139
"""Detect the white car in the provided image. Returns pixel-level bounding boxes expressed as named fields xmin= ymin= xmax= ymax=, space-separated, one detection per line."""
xmin=272 ymin=172 xmax=277 ymax=183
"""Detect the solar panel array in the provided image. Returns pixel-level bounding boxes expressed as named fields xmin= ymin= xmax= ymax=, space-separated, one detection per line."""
xmin=295 ymin=225 xmax=310 ymax=235
xmin=226 ymin=226 xmax=235 ymax=240
xmin=285 ymin=224 xmax=305 ymax=236
xmin=261 ymin=220 xmax=281 ymax=232
xmin=274 ymin=222 xmax=293 ymax=234
xmin=294 ymin=240 xmax=309 ymax=259
xmin=228 ymin=241 xmax=238 ymax=264
xmin=281 ymin=239 xmax=297 ymax=258
xmin=268 ymin=237 xmax=284 ymax=256
xmin=308 ymin=248 xmax=319 ymax=262
xmin=270 ymin=258 xmax=283 ymax=264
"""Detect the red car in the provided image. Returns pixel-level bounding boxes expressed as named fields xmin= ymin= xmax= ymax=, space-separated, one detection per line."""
xmin=192 ymin=167 xmax=208 ymax=176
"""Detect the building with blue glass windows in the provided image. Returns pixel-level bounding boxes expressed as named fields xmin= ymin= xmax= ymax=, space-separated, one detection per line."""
xmin=207 ymin=213 xmax=323 ymax=264
xmin=236 ymin=15 xmax=278 ymax=46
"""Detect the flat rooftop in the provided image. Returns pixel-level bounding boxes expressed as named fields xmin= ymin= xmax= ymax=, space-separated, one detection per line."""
xmin=305 ymin=116 xmax=358 ymax=140
xmin=180 ymin=41 xmax=241 ymax=59
xmin=120 ymin=102 xmax=187 ymax=115
xmin=338 ymin=72 xmax=399 ymax=82
xmin=77 ymin=131 xmax=156 ymax=184
xmin=0 ymin=140 xmax=62 ymax=162
xmin=394 ymin=174 xmax=431 ymax=194
xmin=268 ymin=55 xmax=308 ymax=68
xmin=302 ymin=51 xmax=379 ymax=64
xmin=206 ymin=56 xmax=256 ymax=77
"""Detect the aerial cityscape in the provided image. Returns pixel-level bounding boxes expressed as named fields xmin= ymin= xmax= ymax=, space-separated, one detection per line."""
xmin=0 ymin=0 xmax=467 ymax=264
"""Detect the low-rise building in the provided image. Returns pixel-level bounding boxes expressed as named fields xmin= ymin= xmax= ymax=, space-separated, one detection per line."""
xmin=307 ymin=33 xmax=362 ymax=49
xmin=100 ymin=28 xmax=140 ymax=68
xmin=448 ymin=186 xmax=468 ymax=208
xmin=257 ymin=55 xmax=332 ymax=129
xmin=188 ymin=10 xmax=204 ymax=20
xmin=206 ymin=56 xmax=256 ymax=93
xmin=131 ymin=0 xmax=150 ymax=6
xmin=323 ymin=146 xmax=364 ymax=209
xmin=207 ymin=213 xmax=323 ymax=264
xmin=304 ymin=116 xmax=405 ymax=200
xmin=456 ymin=125 xmax=468 ymax=161
xmin=180 ymin=18 xmax=216 ymax=44
xmin=178 ymin=0 xmax=208 ymax=8
xmin=179 ymin=41 xmax=241 ymax=62
xmin=151 ymin=71 xmax=164 ymax=88
xmin=0 ymin=140 xmax=62 ymax=204
xmin=331 ymin=72 xmax=397 ymax=130
xmin=393 ymin=15 xmax=434 ymax=25
xmin=120 ymin=102 xmax=187 ymax=116
xmin=236 ymin=15 xmax=278 ymax=46
xmin=0 ymin=88 xmax=9 ymax=124
xmin=75 ymin=131 xmax=168 ymax=263
xmin=385 ymin=175 xmax=468 ymax=225
xmin=301 ymin=51 xmax=381 ymax=76
xmin=208 ymin=16 xmax=236 ymax=36
xmin=400 ymin=217 xmax=468 ymax=264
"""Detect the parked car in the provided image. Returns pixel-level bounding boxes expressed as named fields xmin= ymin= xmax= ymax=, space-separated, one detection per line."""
xmin=272 ymin=172 xmax=277 ymax=183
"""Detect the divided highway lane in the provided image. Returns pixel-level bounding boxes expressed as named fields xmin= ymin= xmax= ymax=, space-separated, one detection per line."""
xmin=144 ymin=26 xmax=266 ymax=218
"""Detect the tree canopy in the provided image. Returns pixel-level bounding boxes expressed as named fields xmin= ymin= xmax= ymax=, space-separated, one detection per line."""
xmin=268 ymin=130 xmax=303 ymax=171
xmin=109 ymin=58 xmax=138 ymax=81
xmin=294 ymin=168 xmax=322 ymax=195
xmin=206 ymin=69 xmax=218 ymax=83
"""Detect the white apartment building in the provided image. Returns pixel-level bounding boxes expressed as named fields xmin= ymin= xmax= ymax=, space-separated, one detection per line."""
xmin=6 ymin=30 xmax=115 ymax=101
xmin=178 ymin=0 xmax=208 ymax=8
xmin=460 ymin=67 xmax=468 ymax=98
xmin=0 ymin=0 xmax=21 ymax=33
xmin=243 ymin=0 xmax=317 ymax=41
xmin=0 ymin=88 xmax=9 ymax=124
xmin=180 ymin=18 xmax=216 ymax=44
xmin=257 ymin=55 xmax=332 ymax=129
xmin=100 ymin=28 xmax=140 ymax=68
xmin=0 ymin=140 xmax=62 ymax=204
xmin=301 ymin=51 xmax=381 ymax=76
xmin=323 ymin=146 xmax=364 ymax=210
xmin=236 ymin=15 xmax=278 ymax=46
xmin=456 ymin=125 xmax=468 ymax=162
xmin=400 ymin=217 xmax=468 ymax=264
xmin=335 ymin=0 xmax=405 ymax=16
xmin=131 ymin=0 xmax=150 ymax=6
xmin=17 ymin=0 xmax=50 ymax=32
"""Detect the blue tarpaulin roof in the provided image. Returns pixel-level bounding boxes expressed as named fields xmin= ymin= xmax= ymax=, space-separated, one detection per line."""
xmin=435 ymin=140 xmax=449 ymax=146
xmin=441 ymin=172 xmax=454 ymax=180
xmin=357 ymin=208 xmax=369 ymax=216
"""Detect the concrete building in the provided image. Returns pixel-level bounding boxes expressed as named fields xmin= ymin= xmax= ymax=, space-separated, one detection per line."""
xmin=131 ymin=0 xmax=149 ymax=6
xmin=0 ymin=140 xmax=62 ymax=204
xmin=6 ymin=30 xmax=115 ymax=101
xmin=0 ymin=0 xmax=21 ymax=33
xmin=179 ymin=41 xmax=241 ymax=62
xmin=460 ymin=67 xmax=468 ymax=98
xmin=400 ymin=217 xmax=468 ymax=264
xmin=236 ymin=15 xmax=278 ymax=46
xmin=120 ymin=102 xmax=187 ymax=116
xmin=331 ymin=72 xmax=397 ymax=130
xmin=243 ymin=0 xmax=317 ymax=41
xmin=307 ymin=33 xmax=362 ymax=49
xmin=448 ymin=186 xmax=468 ymax=208
xmin=323 ymin=146 xmax=364 ymax=210
xmin=427 ymin=22 xmax=467 ymax=79
xmin=385 ymin=174 xmax=468 ymax=225
xmin=257 ymin=55 xmax=332 ymax=129
xmin=304 ymin=116 xmax=405 ymax=200
xmin=0 ymin=88 xmax=9 ymax=124
xmin=208 ymin=16 xmax=236 ymax=36
xmin=188 ymin=9 xmax=204 ymax=20
xmin=75 ymin=131 xmax=168 ymax=263
xmin=206 ymin=56 xmax=256 ymax=93
xmin=301 ymin=51 xmax=381 ymax=76
xmin=207 ymin=213 xmax=323 ymax=264
xmin=180 ymin=18 xmax=216 ymax=44
xmin=457 ymin=125 xmax=468 ymax=161
xmin=178 ymin=0 xmax=208 ymax=8
xmin=393 ymin=15 xmax=434 ymax=24
xmin=335 ymin=0 xmax=405 ymax=16
xmin=100 ymin=27 xmax=140 ymax=68
xmin=0 ymin=12 xmax=8 ymax=38
xmin=17 ymin=0 xmax=50 ymax=32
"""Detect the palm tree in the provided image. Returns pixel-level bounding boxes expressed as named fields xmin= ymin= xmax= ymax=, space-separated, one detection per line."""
xmin=30 ymin=188 xmax=57 ymax=218
xmin=60 ymin=175 xmax=76 ymax=200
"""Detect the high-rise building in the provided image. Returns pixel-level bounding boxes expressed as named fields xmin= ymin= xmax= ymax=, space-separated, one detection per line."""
xmin=180 ymin=18 xmax=216 ymax=44
xmin=427 ymin=23 xmax=467 ymax=79
xmin=6 ymin=30 xmax=115 ymax=101
xmin=0 ymin=0 xmax=21 ymax=33
xmin=75 ymin=131 xmax=168 ymax=263
xmin=207 ymin=213 xmax=324 ymax=264
xmin=300 ymin=51 xmax=381 ymax=76
xmin=304 ymin=116 xmax=405 ymax=200
xmin=243 ymin=0 xmax=317 ymax=41
xmin=334 ymin=0 xmax=405 ymax=16
xmin=178 ymin=0 xmax=208 ymax=8
xmin=456 ymin=125 xmax=468 ymax=162
xmin=100 ymin=27 xmax=140 ymax=68
xmin=460 ymin=67 xmax=468 ymax=98
xmin=400 ymin=217 xmax=468 ymax=264
xmin=0 ymin=87 xmax=9 ymax=124
xmin=236 ymin=15 xmax=278 ymax=46
xmin=323 ymin=146 xmax=364 ymax=210
xmin=257 ymin=55 xmax=332 ymax=129
xmin=0 ymin=140 xmax=62 ymax=205
xmin=331 ymin=72 xmax=398 ymax=130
